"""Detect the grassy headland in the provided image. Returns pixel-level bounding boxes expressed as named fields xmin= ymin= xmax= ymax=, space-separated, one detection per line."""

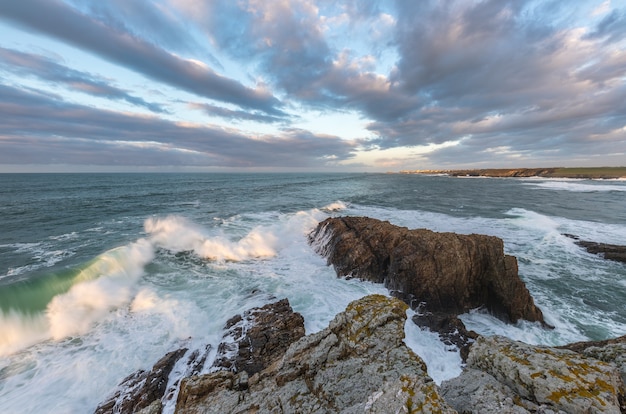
xmin=399 ymin=167 xmax=626 ymax=179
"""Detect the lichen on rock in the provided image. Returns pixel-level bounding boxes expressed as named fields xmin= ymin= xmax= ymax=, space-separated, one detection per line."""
xmin=454 ymin=335 xmax=625 ymax=413
xmin=175 ymin=295 xmax=455 ymax=413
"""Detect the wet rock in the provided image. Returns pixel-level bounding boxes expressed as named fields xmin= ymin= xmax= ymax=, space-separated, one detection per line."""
xmin=564 ymin=234 xmax=626 ymax=264
xmin=453 ymin=335 xmax=626 ymax=413
xmin=176 ymin=295 xmax=455 ymax=413
xmin=310 ymin=216 xmax=547 ymax=350
xmin=94 ymin=299 xmax=302 ymax=414
xmin=412 ymin=311 xmax=479 ymax=361
xmin=94 ymin=348 xmax=188 ymax=414
xmin=212 ymin=298 xmax=305 ymax=376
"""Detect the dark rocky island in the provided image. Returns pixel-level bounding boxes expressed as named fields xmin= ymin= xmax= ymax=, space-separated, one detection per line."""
xmin=95 ymin=217 xmax=625 ymax=413
xmin=309 ymin=216 xmax=548 ymax=358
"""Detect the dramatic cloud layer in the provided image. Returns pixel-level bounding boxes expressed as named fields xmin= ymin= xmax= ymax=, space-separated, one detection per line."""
xmin=0 ymin=0 xmax=624 ymax=171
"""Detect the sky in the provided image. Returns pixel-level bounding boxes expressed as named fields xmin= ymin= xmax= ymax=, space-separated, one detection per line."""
xmin=0 ymin=0 xmax=625 ymax=172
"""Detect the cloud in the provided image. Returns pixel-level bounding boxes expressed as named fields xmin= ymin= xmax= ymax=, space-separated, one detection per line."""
xmin=0 ymin=0 xmax=284 ymax=115
xmin=0 ymin=84 xmax=356 ymax=168
xmin=188 ymin=102 xmax=286 ymax=124
xmin=0 ymin=47 xmax=167 ymax=113
xmin=0 ymin=0 xmax=624 ymax=170
xmin=363 ymin=0 xmax=626 ymax=162
xmin=584 ymin=8 xmax=626 ymax=44
xmin=193 ymin=0 xmax=415 ymax=124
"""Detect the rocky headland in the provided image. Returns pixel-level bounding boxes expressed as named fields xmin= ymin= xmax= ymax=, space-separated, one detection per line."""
xmin=399 ymin=167 xmax=626 ymax=179
xmin=95 ymin=217 xmax=625 ymax=413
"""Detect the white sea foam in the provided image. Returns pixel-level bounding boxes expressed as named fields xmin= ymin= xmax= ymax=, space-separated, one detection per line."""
xmin=0 ymin=239 xmax=154 ymax=356
xmin=1 ymin=241 xmax=76 ymax=278
xmin=321 ymin=200 xmax=348 ymax=212
xmin=0 ymin=311 xmax=49 ymax=357
xmin=144 ymin=210 xmax=325 ymax=262
xmin=522 ymin=179 xmax=626 ymax=192
xmin=404 ymin=309 xmax=462 ymax=384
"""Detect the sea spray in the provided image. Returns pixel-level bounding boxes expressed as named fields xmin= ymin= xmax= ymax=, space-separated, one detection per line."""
xmin=0 ymin=239 xmax=154 ymax=356
xmin=144 ymin=208 xmax=329 ymax=262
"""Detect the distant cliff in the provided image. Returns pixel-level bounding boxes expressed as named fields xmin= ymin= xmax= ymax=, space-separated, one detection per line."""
xmin=400 ymin=167 xmax=626 ymax=179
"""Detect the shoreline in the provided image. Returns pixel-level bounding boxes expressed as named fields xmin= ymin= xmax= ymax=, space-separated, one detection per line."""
xmin=398 ymin=167 xmax=626 ymax=179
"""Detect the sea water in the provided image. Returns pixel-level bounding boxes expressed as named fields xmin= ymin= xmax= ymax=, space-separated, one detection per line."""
xmin=0 ymin=173 xmax=625 ymax=413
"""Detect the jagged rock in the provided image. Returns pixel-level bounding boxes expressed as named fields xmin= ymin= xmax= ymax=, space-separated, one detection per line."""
xmin=212 ymin=298 xmax=305 ymax=376
xmin=94 ymin=348 xmax=188 ymax=414
xmin=309 ymin=216 xmax=547 ymax=351
xmin=564 ymin=234 xmax=626 ymax=264
xmin=94 ymin=299 xmax=302 ymax=414
xmin=412 ymin=311 xmax=479 ymax=361
xmin=452 ymin=335 xmax=626 ymax=413
xmin=175 ymin=295 xmax=456 ymax=413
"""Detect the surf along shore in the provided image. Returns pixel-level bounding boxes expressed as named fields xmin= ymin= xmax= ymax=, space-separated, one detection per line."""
xmin=399 ymin=167 xmax=626 ymax=179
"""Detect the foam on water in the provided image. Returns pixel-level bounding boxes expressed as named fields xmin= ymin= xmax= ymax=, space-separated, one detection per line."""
xmin=404 ymin=309 xmax=462 ymax=384
xmin=522 ymin=178 xmax=626 ymax=192
xmin=0 ymin=203 xmax=390 ymax=413
xmin=0 ymin=239 xmax=154 ymax=357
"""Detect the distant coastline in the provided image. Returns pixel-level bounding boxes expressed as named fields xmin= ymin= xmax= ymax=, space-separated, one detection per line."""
xmin=398 ymin=167 xmax=626 ymax=179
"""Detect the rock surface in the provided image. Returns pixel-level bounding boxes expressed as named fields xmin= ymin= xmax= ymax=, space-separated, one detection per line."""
xmin=212 ymin=298 xmax=306 ymax=376
xmin=309 ymin=216 xmax=547 ymax=353
xmin=96 ymin=294 xmax=626 ymax=414
xmin=94 ymin=348 xmax=188 ymax=414
xmin=175 ymin=295 xmax=455 ymax=413
xmin=559 ymin=335 xmax=626 ymax=399
xmin=441 ymin=335 xmax=626 ymax=413
xmin=94 ymin=299 xmax=303 ymax=414
xmin=564 ymin=234 xmax=626 ymax=264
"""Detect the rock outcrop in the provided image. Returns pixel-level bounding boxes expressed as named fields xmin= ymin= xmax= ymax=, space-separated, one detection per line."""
xmin=441 ymin=335 xmax=626 ymax=413
xmin=94 ymin=299 xmax=302 ymax=414
xmin=96 ymin=294 xmax=626 ymax=414
xmin=94 ymin=348 xmax=189 ymax=414
xmin=212 ymin=298 xmax=306 ymax=375
xmin=564 ymin=234 xmax=626 ymax=264
xmin=175 ymin=295 xmax=455 ymax=413
xmin=559 ymin=335 xmax=626 ymax=395
xmin=309 ymin=216 xmax=547 ymax=355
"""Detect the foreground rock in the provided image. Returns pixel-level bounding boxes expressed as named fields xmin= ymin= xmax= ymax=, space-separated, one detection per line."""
xmin=176 ymin=295 xmax=455 ymax=413
xmin=95 ymin=299 xmax=303 ymax=414
xmin=212 ymin=298 xmax=305 ymax=375
xmin=559 ymin=335 xmax=626 ymax=392
xmin=441 ymin=336 xmax=626 ymax=413
xmin=94 ymin=348 xmax=189 ymax=414
xmin=564 ymin=234 xmax=626 ymax=264
xmin=309 ymin=216 xmax=547 ymax=354
xmin=97 ymin=294 xmax=626 ymax=414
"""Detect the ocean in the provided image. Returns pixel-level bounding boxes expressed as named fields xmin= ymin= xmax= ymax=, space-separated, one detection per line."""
xmin=1 ymin=173 xmax=625 ymax=413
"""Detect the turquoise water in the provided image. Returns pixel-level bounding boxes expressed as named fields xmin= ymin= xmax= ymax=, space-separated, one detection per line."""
xmin=1 ymin=173 xmax=625 ymax=413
